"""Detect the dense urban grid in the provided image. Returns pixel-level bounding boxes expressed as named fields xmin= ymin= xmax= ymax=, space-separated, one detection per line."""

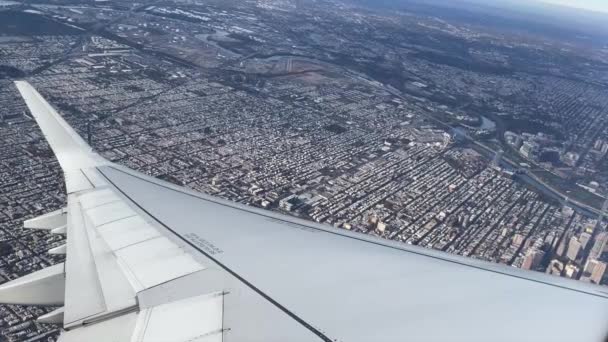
xmin=0 ymin=0 xmax=607 ymax=340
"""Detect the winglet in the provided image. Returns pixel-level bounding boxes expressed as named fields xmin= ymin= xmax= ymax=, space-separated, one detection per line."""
xmin=14 ymin=80 xmax=106 ymax=172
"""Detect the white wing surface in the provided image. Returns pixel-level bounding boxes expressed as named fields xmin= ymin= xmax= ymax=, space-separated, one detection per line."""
xmin=1 ymin=80 xmax=607 ymax=342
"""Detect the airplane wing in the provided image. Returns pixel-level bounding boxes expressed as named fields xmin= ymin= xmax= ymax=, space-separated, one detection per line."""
xmin=2 ymin=80 xmax=607 ymax=342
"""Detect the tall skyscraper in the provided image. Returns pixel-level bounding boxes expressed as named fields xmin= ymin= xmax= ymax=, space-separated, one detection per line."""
xmin=590 ymin=261 xmax=606 ymax=284
xmin=492 ymin=149 xmax=503 ymax=168
xmin=514 ymin=135 xmax=523 ymax=149
xmin=522 ymin=249 xmax=545 ymax=270
xmin=556 ymin=233 xmax=570 ymax=257
xmin=580 ymin=232 xmax=592 ymax=249
xmin=583 ymin=259 xmax=607 ymax=284
xmin=595 ymin=199 xmax=608 ymax=231
xmin=566 ymin=237 xmax=581 ymax=261
xmin=590 ymin=232 xmax=608 ymax=260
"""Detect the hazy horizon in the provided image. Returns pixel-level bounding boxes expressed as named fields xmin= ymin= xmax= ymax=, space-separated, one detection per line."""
xmin=541 ymin=0 xmax=608 ymax=14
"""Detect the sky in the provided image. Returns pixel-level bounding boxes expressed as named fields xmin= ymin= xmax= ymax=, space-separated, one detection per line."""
xmin=541 ymin=0 xmax=608 ymax=13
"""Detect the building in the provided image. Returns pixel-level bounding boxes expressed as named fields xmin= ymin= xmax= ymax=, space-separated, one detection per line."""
xmin=590 ymin=232 xmax=608 ymax=260
xmin=491 ymin=150 xmax=503 ymax=168
xmin=279 ymin=194 xmax=299 ymax=212
xmin=546 ymin=259 xmax=564 ymax=276
xmin=564 ymin=264 xmax=580 ymax=279
xmin=566 ymin=237 xmax=582 ymax=261
xmin=561 ymin=205 xmax=575 ymax=218
xmin=579 ymin=232 xmax=592 ymax=249
xmin=556 ymin=236 xmax=569 ymax=257
xmin=582 ymin=259 xmax=607 ymax=285
xmin=368 ymin=215 xmax=379 ymax=226
xmin=561 ymin=151 xmax=580 ymax=167
xmin=376 ymin=221 xmax=387 ymax=233
xmin=512 ymin=233 xmax=525 ymax=248
xmin=520 ymin=141 xmax=539 ymax=160
xmin=522 ymin=249 xmax=545 ymax=270
xmin=591 ymin=261 xmax=606 ymax=284
xmin=514 ymin=135 xmax=523 ymax=149
xmin=504 ymin=131 xmax=523 ymax=149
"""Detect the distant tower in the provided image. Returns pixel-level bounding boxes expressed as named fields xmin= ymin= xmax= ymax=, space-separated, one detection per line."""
xmin=590 ymin=232 xmax=608 ymax=260
xmin=514 ymin=135 xmax=523 ymax=149
xmin=595 ymin=199 xmax=608 ymax=232
xmin=590 ymin=261 xmax=606 ymax=284
xmin=522 ymin=249 xmax=545 ymax=270
xmin=561 ymin=197 xmax=575 ymax=218
xmin=566 ymin=237 xmax=582 ymax=261
xmin=283 ymin=57 xmax=293 ymax=74
xmin=492 ymin=149 xmax=503 ymax=168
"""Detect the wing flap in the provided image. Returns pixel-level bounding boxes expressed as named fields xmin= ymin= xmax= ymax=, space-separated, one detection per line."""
xmin=114 ymin=236 xmax=205 ymax=290
xmin=131 ymin=292 xmax=224 ymax=342
xmin=38 ymin=307 xmax=65 ymax=324
xmin=24 ymin=207 xmax=67 ymax=230
xmin=63 ymin=193 xmax=107 ymax=325
xmin=57 ymin=312 xmax=138 ymax=342
xmin=63 ymin=171 xmax=208 ymax=327
xmin=0 ymin=263 xmax=65 ymax=306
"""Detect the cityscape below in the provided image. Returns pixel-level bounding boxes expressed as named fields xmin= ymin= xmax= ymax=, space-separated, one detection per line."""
xmin=0 ymin=0 xmax=607 ymax=341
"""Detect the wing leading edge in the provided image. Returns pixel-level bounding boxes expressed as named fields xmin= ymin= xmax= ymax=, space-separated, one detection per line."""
xmin=1 ymin=81 xmax=607 ymax=342
xmin=3 ymin=81 xmax=225 ymax=342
